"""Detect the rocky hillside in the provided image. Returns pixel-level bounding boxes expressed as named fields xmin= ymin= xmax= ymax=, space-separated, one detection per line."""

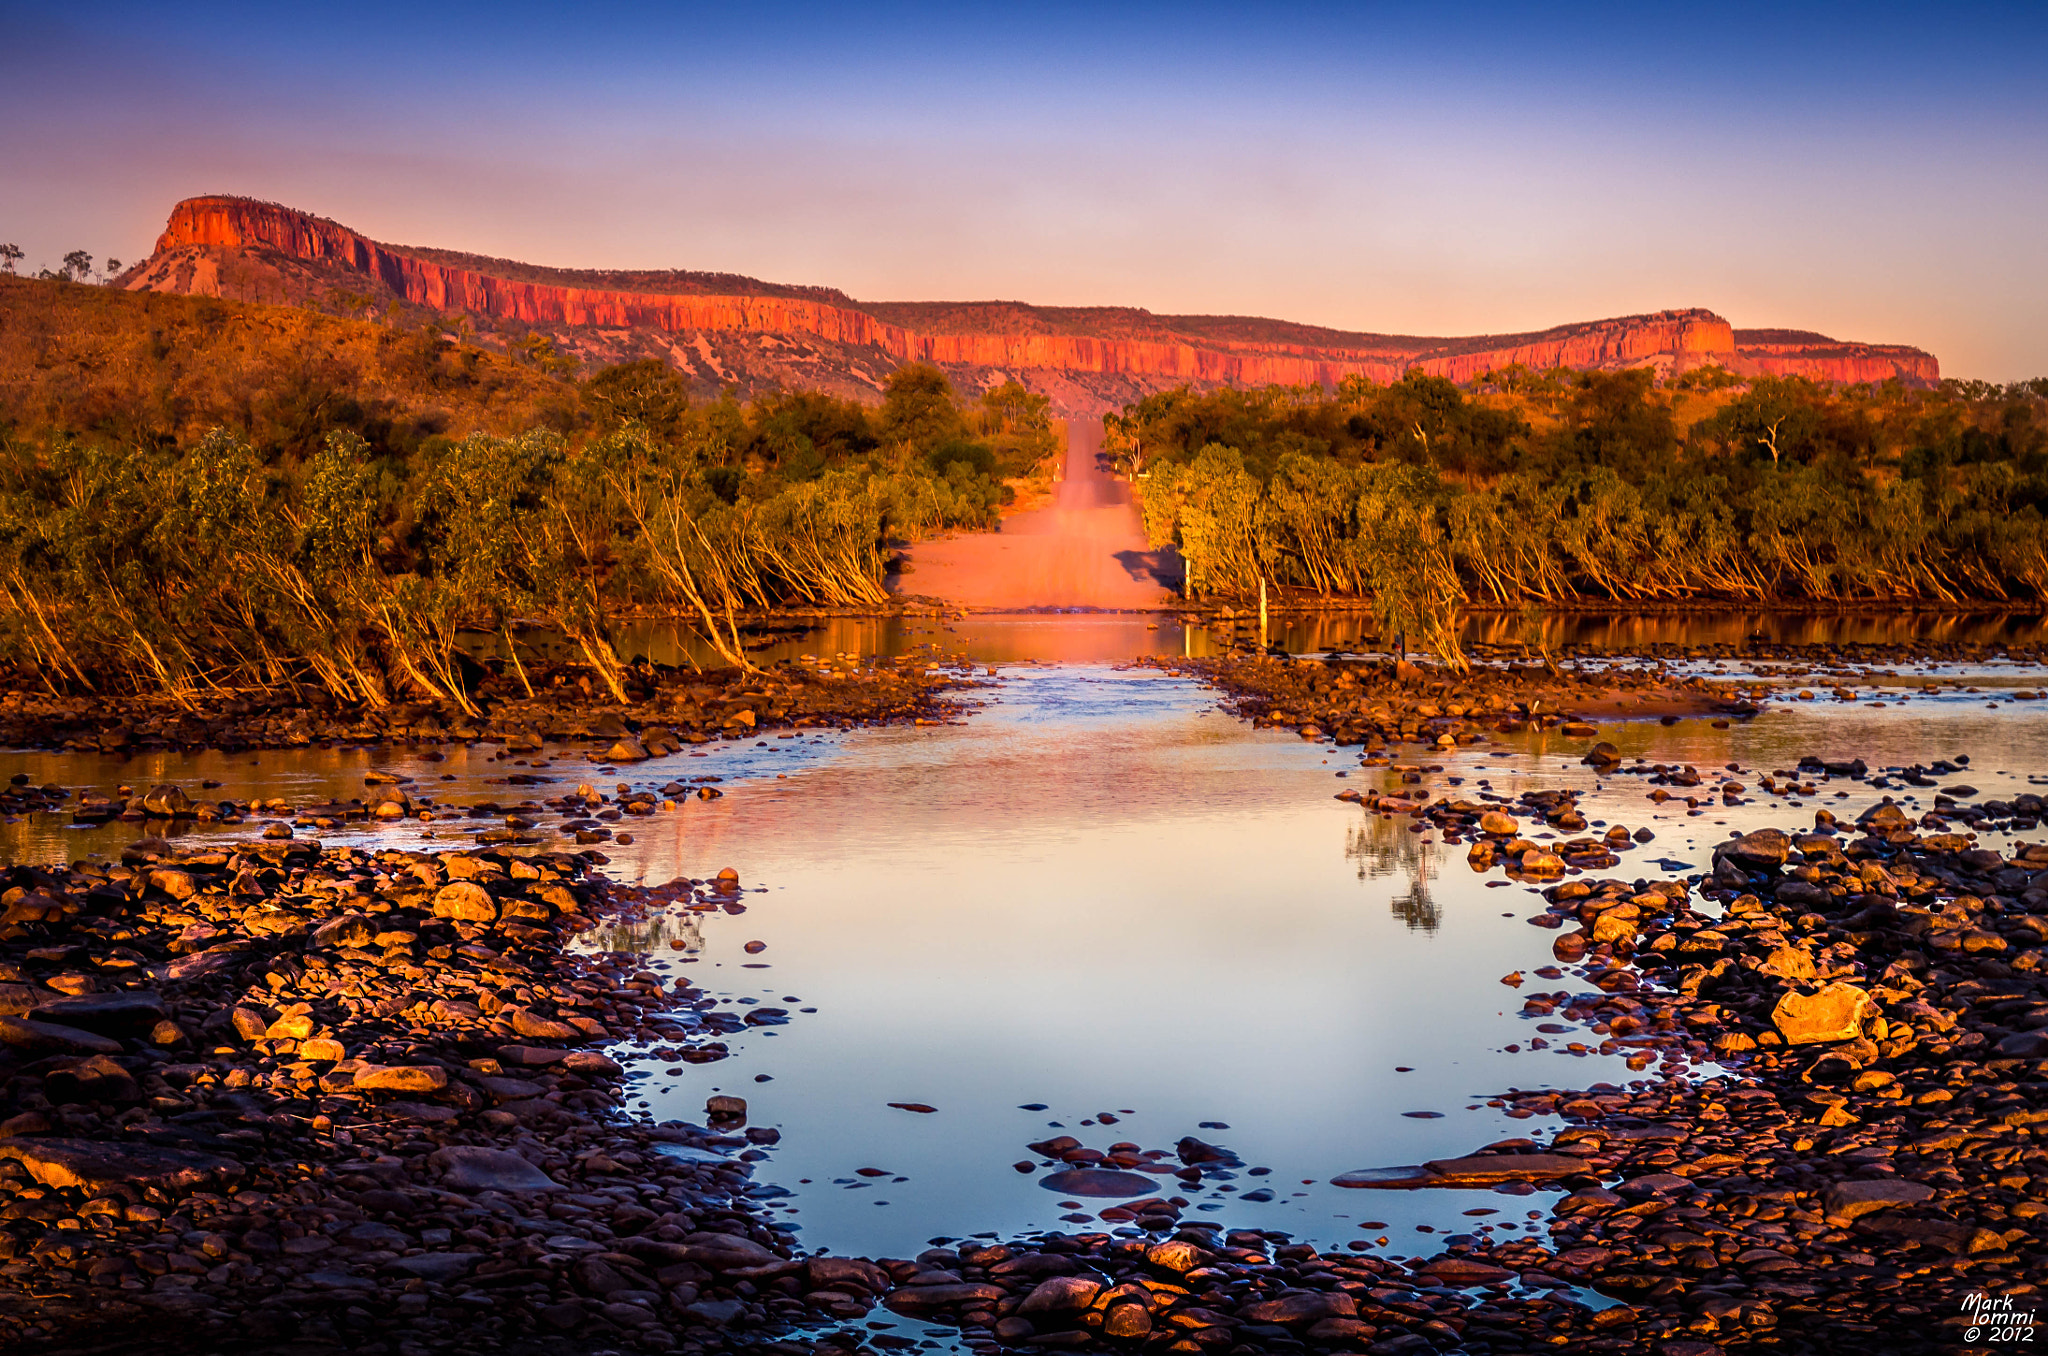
xmin=122 ymin=197 xmax=1941 ymax=413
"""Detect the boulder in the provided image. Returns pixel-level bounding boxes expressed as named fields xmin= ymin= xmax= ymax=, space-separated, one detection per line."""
xmin=28 ymin=990 xmax=166 ymax=1035
xmin=426 ymin=1145 xmax=559 ymax=1193
xmin=1772 ymin=982 xmax=1878 ymax=1044
xmin=0 ymin=1136 xmax=234 ymax=1192
xmin=0 ymin=1015 xmax=122 ymax=1057
xmin=139 ymin=784 xmax=193 ymax=817
xmin=432 ymin=881 xmax=497 ymax=922
xmin=353 ymin=1064 xmax=449 ymax=1093
xmin=1419 ymin=1257 xmax=1515 ymax=1286
xmin=1017 ymin=1276 xmax=1104 ymax=1314
xmin=1759 ymin=945 xmax=1819 ymax=981
xmin=1721 ymin=828 xmax=1791 ymax=871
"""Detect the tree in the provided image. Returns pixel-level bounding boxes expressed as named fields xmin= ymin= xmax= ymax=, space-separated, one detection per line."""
xmin=103 ymin=258 xmax=122 ymax=282
xmin=59 ymin=251 xmax=92 ymax=283
xmin=0 ymin=244 xmax=20 ymax=274
xmin=879 ymin=363 xmax=967 ymax=451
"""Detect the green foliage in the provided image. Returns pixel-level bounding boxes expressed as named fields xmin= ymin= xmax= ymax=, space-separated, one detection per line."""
xmin=1127 ymin=373 xmax=2048 ymax=661
xmin=0 ymin=335 xmax=1018 ymax=697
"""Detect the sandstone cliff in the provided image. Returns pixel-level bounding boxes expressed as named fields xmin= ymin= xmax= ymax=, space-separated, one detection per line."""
xmin=126 ymin=197 xmax=1939 ymax=409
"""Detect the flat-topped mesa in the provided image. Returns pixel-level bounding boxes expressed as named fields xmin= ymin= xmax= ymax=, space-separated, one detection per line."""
xmin=134 ymin=197 xmax=1939 ymax=400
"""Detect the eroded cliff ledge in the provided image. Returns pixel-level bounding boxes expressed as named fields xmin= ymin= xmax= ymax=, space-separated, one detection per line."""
xmin=127 ymin=196 xmax=1939 ymax=409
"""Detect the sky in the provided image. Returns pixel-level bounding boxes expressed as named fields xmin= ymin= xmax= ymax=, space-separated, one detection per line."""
xmin=2 ymin=0 xmax=2044 ymax=380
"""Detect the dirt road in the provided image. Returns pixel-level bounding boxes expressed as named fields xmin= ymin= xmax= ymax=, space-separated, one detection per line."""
xmin=893 ymin=420 xmax=1180 ymax=608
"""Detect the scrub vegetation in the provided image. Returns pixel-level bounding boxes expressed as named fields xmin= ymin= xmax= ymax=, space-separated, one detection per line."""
xmin=1117 ymin=368 xmax=2048 ymax=664
xmin=0 ymin=276 xmax=1057 ymax=702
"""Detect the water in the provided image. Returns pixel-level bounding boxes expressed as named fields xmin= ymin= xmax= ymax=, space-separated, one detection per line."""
xmin=493 ymin=608 xmax=2048 ymax=673
xmin=9 ymin=643 xmax=2048 ymax=1268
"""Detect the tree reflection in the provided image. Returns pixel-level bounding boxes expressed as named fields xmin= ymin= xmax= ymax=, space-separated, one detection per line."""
xmin=576 ymin=908 xmax=706 ymax=956
xmin=1345 ymin=815 xmax=1440 ymax=933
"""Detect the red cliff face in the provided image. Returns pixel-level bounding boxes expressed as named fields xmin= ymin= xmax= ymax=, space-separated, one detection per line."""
xmin=142 ymin=197 xmax=1938 ymax=392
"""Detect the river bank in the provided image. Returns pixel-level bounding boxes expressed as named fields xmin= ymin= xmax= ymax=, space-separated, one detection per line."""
xmin=3 ymin=656 xmax=2045 ymax=1356
xmin=0 ymin=657 xmax=975 ymax=760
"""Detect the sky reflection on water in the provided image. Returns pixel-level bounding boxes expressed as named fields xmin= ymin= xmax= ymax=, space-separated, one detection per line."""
xmin=7 ymin=659 xmax=2048 ymax=1263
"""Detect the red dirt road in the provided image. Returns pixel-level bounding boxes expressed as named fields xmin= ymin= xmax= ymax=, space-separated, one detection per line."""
xmin=894 ymin=422 xmax=1180 ymax=609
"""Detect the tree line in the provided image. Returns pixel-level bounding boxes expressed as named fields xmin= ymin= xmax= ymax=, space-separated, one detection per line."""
xmin=1116 ymin=368 xmax=2048 ymax=664
xmin=0 ymin=277 xmax=1057 ymax=704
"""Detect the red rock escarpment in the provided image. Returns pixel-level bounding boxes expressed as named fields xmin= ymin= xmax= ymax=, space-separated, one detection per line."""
xmin=141 ymin=197 xmax=1938 ymax=389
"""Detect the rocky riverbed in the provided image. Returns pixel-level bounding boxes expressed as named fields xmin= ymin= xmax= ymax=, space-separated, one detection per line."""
xmin=4 ymin=655 xmax=2045 ymax=1356
xmin=0 ymin=655 xmax=974 ymax=758
xmin=1145 ymin=653 xmax=1759 ymax=752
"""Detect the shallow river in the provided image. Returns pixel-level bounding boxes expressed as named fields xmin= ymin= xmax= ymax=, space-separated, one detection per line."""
xmin=8 ymin=649 xmax=2048 ymax=1276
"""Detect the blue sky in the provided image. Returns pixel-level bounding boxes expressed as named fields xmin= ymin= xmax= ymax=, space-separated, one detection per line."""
xmin=3 ymin=0 xmax=2044 ymax=378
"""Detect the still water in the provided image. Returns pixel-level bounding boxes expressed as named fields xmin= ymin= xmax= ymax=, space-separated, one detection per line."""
xmin=489 ymin=608 xmax=2048 ymax=672
xmin=8 ymin=651 xmax=2048 ymax=1268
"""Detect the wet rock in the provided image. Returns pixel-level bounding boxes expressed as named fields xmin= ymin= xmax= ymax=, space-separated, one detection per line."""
xmin=1038 ymin=1168 xmax=1162 ymax=1197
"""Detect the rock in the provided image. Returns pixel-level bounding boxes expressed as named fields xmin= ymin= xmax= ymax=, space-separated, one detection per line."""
xmin=1421 ymin=1153 xmax=1590 ymax=1185
xmin=147 ymin=868 xmax=198 ymax=899
xmin=139 ymin=784 xmax=193 ymax=816
xmin=1759 ymin=945 xmax=1818 ymax=981
xmin=1771 ymin=982 xmax=1878 ymax=1044
xmin=1335 ymin=1153 xmax=1590 ymax=1189
xmin=707 ymin=1094 xmax=746 ymax=1117
xmin=1722 ymin=828 xmax=1791 ymax=870
xmin=1581 ymin=741 xmax=1621 ymax=767
xmin=1420 ymin=1257 xmax=1515 ymax=1286
xmin=1038 ymin=1168 xmax=1163 ymax=1197
xmin=28 ymin=990 xmax=166 ymax=1034
xmin=506 ymin=1007 xmax=582 ymax=1041
xmin=670 ymin=1232 xmax=777 ymax=1269
xmin=0 ymin=1015 xmax=123 ymax=1056
xmin=1018 ymin=1276 xmax=1104 ymax=1314
xmin=807 ymin=1256 xmax=891 ymax=1293
xmin=1144 ymin=1240 xmax=1208 ymax=1272
xmin=681 ymin=1297 xmax=746 ymax=1326
xmin=1996 ymin=1031 xmax=2048 ymax=1058
xmin=383 ymin=1253 xmax=477 ymax=1281
xmin=605 ymin=739 xmax=649 ymax=762
xmin=432 ymin=881 xmax=497 ymax=922
xmin=354 ymin=1064 xmax=449 ymax=1092
xmin=311 ymin=913 xmax=378 ymax=950
xmin=426 ymin=1145 xmax=559 ymax=1192
xmin=44 ymin=1054 xmax=139 ymax=1103
xmin=1479 ymin=811 xmax=1520 ymax=835
xmin=0 ymin=1136 xmax=234 ymax=1192
xmin=1822 ymin=1179 xmax=1937 ymax=1223
xmin=1239 ymin=1291 xmax=1357 ymax=1324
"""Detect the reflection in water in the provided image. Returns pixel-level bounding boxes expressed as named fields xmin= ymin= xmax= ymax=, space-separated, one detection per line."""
xmin=486 ymin=607 xmax=2048 ymax=673
xmin=580 ymin=908 xmax=708 ymax=957
xmin=11 ymin=647 xmax=2048 ymax=1261
xmin=1344 ymin=817 xmax=1441 ymax=932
